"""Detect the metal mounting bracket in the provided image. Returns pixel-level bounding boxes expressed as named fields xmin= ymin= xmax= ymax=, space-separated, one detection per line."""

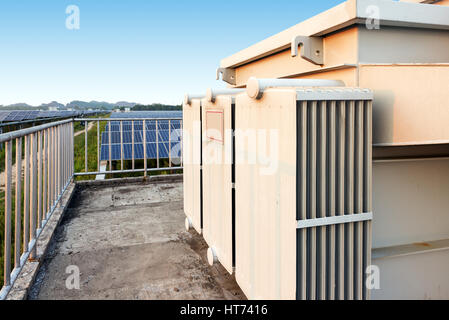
xmin=216 ymin=68 xmax=236 ymax=85
xmin=291 ymin=36 xmax=324 ymax=65
xmin=296 ymin=212 xmax=373 ymax=230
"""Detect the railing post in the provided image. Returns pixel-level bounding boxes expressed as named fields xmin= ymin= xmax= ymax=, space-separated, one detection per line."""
xmin=120 ymin=121 xmax=124 ymax=171
xmin=4 ymin=140 xmax=12 ymax=285
xmin=63 ymin=124 xmax=66 ymax=183
xmin=46 ymin=128 xmax=51 ymax=216
xmin=56 ymin=126 xmax=60 ymax=199
xmin=51 ymin=126 xmax=55 ymax=209
xmin=97 ymin=121 xmax=100 ymax=173
xmin=59 ymin=125 xmax=62 ymax=194
xmin=15 ymin=137 xmax=22 ymax=268
xmin=71 ymin=121 xmax=74 ymax=178
xmin=169 ymin=120 xmax=172 ymax=168
xmin=61 ymin=124 xmax=64 ymax=191
xmin=62 ymin=124 xmax=66 ymax=183
xmin=37 ymin=131 xmax=43 ymax=229
xmin=108 ymin=121 xmax=112 ymax=172
xmin=143 ymin=120 xmax=147 ymax=177
xmin=30 ymin=133 xmax=38 ymax=260
xmin=85 ymin=121 xmax=88 ymax=173
xmin=65 ymin=123 xmax=69 ymax=182
xmin=61 ymin=124 xmax=65 ymax=184
xmin=23 ymin=135 xmax=30 ymax=253
xmin=132 ymin=120 xmax=135 ymax=170
xmin=156 ymin=120 xmax=159 ymax=169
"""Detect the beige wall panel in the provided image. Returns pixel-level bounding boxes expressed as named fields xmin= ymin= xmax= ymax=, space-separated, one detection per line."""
xmin=235 ymin=89 xmax=297 ymax=300
xmin=372 ymin=158 xmax=449 ymax=248
xmin=372 ymin=249 xmax=449 ymax=299
xmin=291 ymin=67 xmax=358 ymax=87
xmin=183 ymin=102 xmax=193 ymax=225
xmin=202 ymin=96 xmax=234 ymax=274
xmin=220 ymin=0 xmax=357 ymax=68
xmin=183 ymin=99 xmax=202 ymax=234
xmin=359 ymin=65 xmax=449 ymax=145
xmin=234 ymin=27 xmax=359 ymax=87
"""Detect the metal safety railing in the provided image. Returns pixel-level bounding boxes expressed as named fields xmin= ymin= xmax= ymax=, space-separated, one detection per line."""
xmin=0 ymin=120 xmax=74 ymax=299
xmin=0 ymin=116 xmax=183 ymax=299
xmin=73 ymin=118 xmax=183 ymax=177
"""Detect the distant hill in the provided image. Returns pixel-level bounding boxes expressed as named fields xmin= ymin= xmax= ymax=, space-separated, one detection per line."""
xmin=39 ymin=101 xmax=65 ymax=110
xmin=115 ymin=101 xmax=136 ymax=108
xmin=0 ymin=103 xmax=36 ymax=110
xmin=66 ymin=101 xmax=113 ymax=110
xmin=0 ymin=101 xmax=183 ymax=111
xmin=65 ymin=101 xmax=137 ymax=110
xmin=132 ymin=103 xmax=181 ymax=111
xmin=0 ymin=100 xmax=138 ymax=111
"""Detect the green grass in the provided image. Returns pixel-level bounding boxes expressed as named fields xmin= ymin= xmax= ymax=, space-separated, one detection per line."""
xmin=73 ymin=117 xmax=109 ymax=181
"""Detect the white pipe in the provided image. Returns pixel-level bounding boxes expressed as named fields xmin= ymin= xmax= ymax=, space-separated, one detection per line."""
xmin=206 ymin=88 xmax=245 ymax=103
xmin=246 ymin=77 xmax=345 ymax=99
xmin=184 ymin=94 xmax=206 ymax=106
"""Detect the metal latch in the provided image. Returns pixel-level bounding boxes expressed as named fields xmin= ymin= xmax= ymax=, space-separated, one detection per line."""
xmin=291 ymin=36 xmax=324 ymax=65
xmin=216 ymin=68 xmax=236 ymax=86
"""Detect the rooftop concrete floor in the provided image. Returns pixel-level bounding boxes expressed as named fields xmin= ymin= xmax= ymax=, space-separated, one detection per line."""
xmin=29 ymin=179 xmax=246 ymax=300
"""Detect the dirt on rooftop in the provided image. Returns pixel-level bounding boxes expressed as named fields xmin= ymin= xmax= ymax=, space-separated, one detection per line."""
xmin=29 ymin=179 xmax=246 ymax=300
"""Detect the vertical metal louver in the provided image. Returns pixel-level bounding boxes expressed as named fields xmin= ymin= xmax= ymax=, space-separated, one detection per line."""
xmin=296 ymin=92 xmax=373 ymax=300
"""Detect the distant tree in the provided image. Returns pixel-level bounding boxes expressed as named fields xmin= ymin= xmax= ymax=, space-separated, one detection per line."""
xmin=132 ymin=103 xmax=182 ymax=111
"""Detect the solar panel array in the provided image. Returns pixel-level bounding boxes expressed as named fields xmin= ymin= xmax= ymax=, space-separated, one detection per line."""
xmin=100 ymin=112 xmax=183 ymax=162
xmin=109 ymin=111 xmax=182 ymax=119
xmin=0 ymin=110 xmax=100 ymax=123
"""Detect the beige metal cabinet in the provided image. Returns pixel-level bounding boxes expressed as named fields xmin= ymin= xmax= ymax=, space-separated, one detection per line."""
xmin=183 ymin=95 xmax=204 ymax=234
xmin=201 ymin=89 xmax=244 ymax=274
xmin=218 ymin=0 xmax=449 ymax=299
xmin=234 ymin=84 xmax=373 ymax=300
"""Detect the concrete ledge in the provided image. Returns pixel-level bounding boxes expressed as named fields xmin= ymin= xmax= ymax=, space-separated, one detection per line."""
xmin=75 ymin=174 xmax=183 ymax=187
xmin=6 ymin=182 xmax=76 ymax=300
xmin=373 ymin=238 xmax=449 ymax=260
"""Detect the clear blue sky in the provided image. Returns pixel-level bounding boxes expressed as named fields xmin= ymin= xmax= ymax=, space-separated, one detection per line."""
xmin=0 ymin=0 xmax=344 ymax=106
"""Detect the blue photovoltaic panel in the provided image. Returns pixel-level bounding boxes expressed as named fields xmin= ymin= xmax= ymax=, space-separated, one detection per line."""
xmin=104 ymin=120 xmax=181 ymax=132
xmin=100 ymin=130 xmax=180 ymax=144
xmin=99 ymin=142 xmax=179 ymax=161
xmin=110 ymin=111 xmax=182 ymax=119
xmin=99 ymin=111 xmax=182 ymax=162
xmin=5 ymin=111 xmax=21 ymax=121
xmin=24 ymin=111 xmax=40 ymax=120
xmin=0 ymin=112 xmax=10 ymax=122
xmin=0 ymin=110 xmax=87 ymax=123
